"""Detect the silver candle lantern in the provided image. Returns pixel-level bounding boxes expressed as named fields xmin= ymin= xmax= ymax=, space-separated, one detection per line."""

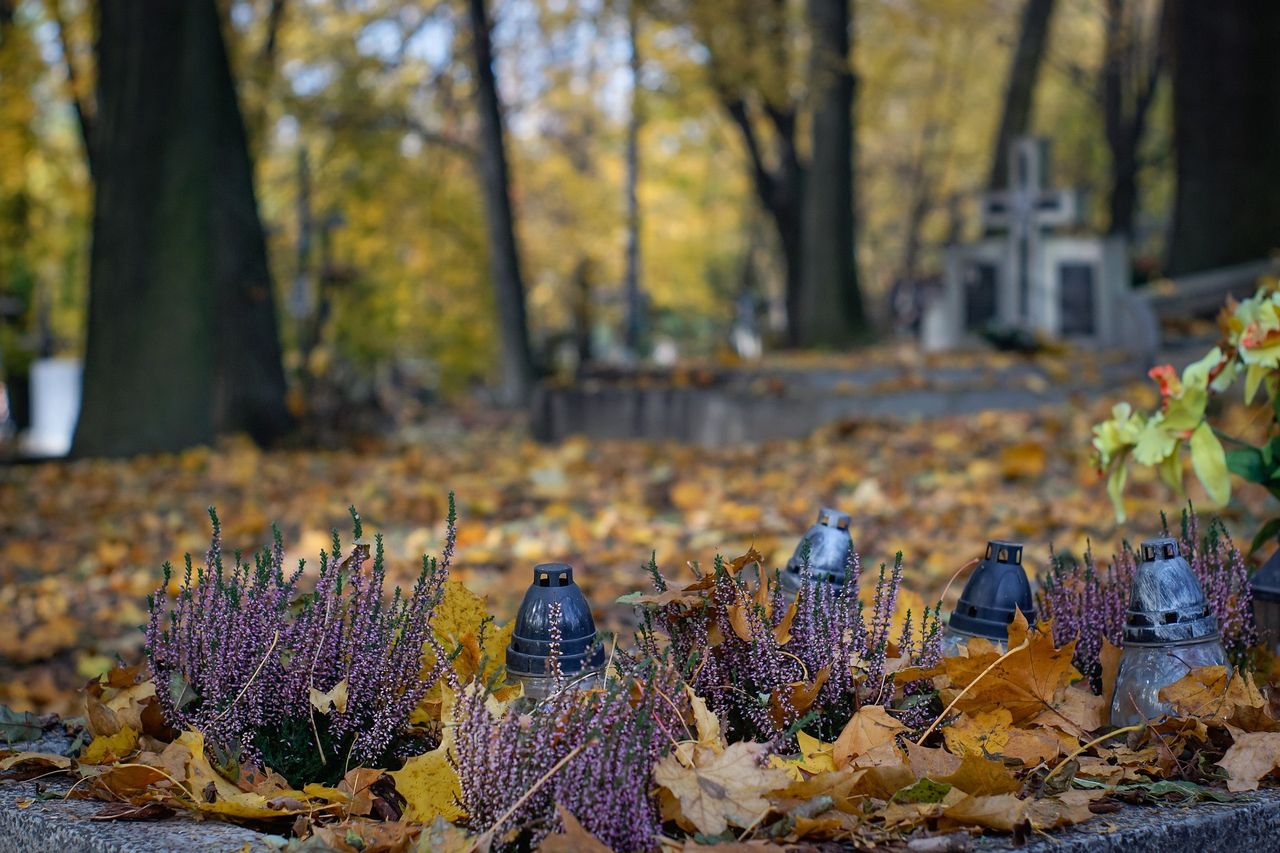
xmin=1110 ymin=537 xmax=1227 ymax=727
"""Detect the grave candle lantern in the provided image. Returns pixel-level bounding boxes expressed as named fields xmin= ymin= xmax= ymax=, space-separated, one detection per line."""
xmin=505 ymin=563 xmax=605 ymax=700
xmin=780 ymin=507 xmax=854 ymax=598
xmin=942 ymin=540 xmax=1035 ymax=654
xmin=1110 ymin=537 xmax=1227 ymax=727
xmin=1250 ymin=547 xmax=1280 ymax=653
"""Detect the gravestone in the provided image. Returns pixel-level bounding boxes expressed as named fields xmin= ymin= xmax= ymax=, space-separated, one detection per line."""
xmin=927 ymin=137 xmax=1132 ymax=351
xmin=22 ymin=357 xmax=82 ymax=457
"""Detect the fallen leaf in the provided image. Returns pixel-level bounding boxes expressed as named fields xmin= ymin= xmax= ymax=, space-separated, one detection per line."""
xmin=538 ymin=805 xmax=612 ymax=852
xmin=1218 ymin=731 xmax=1280 ymax=791
xmin=80 ymin=726 xmax=139 ymax=765
xmin=309 ymin=679 xmax=349 ymax=715
xmin=1159 ymin=666 xmax=1266 ymax=725
xmin=833 ymin=705 xmax=907 ymax=768
xmin=391 ymin=730 xmax=464 ymax=822
xmin=652 ymin=741 xmax=789 ymax=836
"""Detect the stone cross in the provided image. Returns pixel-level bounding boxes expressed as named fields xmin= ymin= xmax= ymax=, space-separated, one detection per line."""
xmin=978 ymin=137 xmax=1080 ymax=326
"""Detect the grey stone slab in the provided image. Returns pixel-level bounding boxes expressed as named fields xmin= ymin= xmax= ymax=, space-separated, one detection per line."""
xmin=0 ymin=780 xmax=281 ymax=853
xmin=972 ymin=787 xmax=1280 ymax=853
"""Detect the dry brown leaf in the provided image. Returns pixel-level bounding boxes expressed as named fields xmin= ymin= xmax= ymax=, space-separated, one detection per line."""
xmin=538 ymin=805 xmax=613 ymax=852
xmin=687 ymin=687 xmax=723 ymax=751
xmin=1218 ymin=730 xmax=1280 ymax=791
xmin=652 ymin=741 xmax=789 ymax=836
xmin=832 ymin=705 xmax=907 ymax=768
xmin=934 ymin=753 xmax=1021 ymax=796
xmin=308 ymin=678 xmax=349 ymax=715
xmin=768 ymin=666 xmax=830 ymax=728
xmin=1159 ymin=666 xmax=1266 ymax=725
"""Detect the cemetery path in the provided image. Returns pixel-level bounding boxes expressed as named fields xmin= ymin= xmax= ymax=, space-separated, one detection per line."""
xmin=0 ymin=386 xmax=1268 ymax=716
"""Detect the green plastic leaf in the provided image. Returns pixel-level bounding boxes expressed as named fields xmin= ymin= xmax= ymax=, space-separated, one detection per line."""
xmin=1250 ymin=518 xmax=1280 ymax=556
xmin=0 ymin=705 xmax=43 ymax=744
xmin=1190 ymin=422 xmax=1231 ymax=506
xmin=1245 ymin=363 xmax=1268 ymax=404
xmin=1226 ymin=447 xmax=1268 ymax=484
xmin=1107 ymin=463 xmax=1129 ymax=523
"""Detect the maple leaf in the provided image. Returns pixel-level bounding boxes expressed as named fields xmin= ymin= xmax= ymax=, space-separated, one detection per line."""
xmin=1218 ymin=731 xmax=1280 ymax=792
xmin=768 ymin=665 xmax=830 ymax=728
xmin=934 ymin=753 xmax=1021 ymax=797
xmin=80 ymin=726 xmax=139 ymax=765
xmin=538 ymin=805 xmax=612 ymax=853
xmin=942 ymin=709 xmax=1011 ymax=758
xmin=832 ymin=705 xmax=906 ymax=769
xmin=391 ymin=728 xmax=465 ymax=822
xmin=308 ymin=678 xmax=349 ymax=714
xmin=1159 ymin=666 xmax=1266 ymax=725
xmin=770 ymin=730 xmax=837 ymax=780
xmin=687 ymin=687 xmax=723 ymax=750
xmin=939 ymin=613 xmax=1082 ymax=727
xmin=652 ymin=741 xmax=790 ymax=836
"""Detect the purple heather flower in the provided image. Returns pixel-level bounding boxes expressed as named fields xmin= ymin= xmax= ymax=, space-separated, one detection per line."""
xmin=146 ymin=498 xmax=458 ymax=784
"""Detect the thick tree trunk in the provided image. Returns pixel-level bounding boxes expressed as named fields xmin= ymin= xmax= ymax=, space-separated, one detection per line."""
xmin=989 ymin=0 xmax=1056 ymax=190
xmin=795 ymin=0 xmax=865 ymax=347
xmin=1166 ymin=0 xmax=1280 ymax=275
xmin=72 ymin=0 xmax=291 ymax=457
xmin=466 ymin=0 xmax=535 ymax=406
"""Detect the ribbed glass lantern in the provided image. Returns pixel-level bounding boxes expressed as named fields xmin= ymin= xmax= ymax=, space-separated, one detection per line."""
xmin=1251 ymin=547 xmax=1280 ymax=653
xmin=779 ymin=507 xmax=854 ymax=599
xmin=942 ymin=541 xmax=1035 ymax=654
xmin=505 ymin=563 xmax=605 ymax=700
xmin=1110 ymin=537 xmax=1227 ymax=727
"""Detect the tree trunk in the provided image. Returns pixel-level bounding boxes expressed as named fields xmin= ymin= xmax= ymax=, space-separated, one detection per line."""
xmin=795 ymin=0 xmax=865 ymax=347
xmin=1166 ymin=0 xmax=1280 ymax=275
xmin=1102 ymin=0 xmax=1163 ymax=238
xmin=721 ymin=97 xmax=805 ymax=346
xmin=72 ymin=0 xmax=291 ymax=457
xmin=466 ymin=0 xmax=535 ymax=406
xmin=989 ymin=0 xmax=1056 ymax=190
xmin=623 ymin=1 xmax=643 ymax=355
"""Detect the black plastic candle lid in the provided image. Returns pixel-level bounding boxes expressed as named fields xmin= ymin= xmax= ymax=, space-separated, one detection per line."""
xmin=782 ymin=507 xmax=854 ymax=590
xmin=1252 ymin=547 xmax=1280 ymax=602
xmin=948 ymin=540 xmax=1036 ymax=640
xmin=1122 ymin=537 xmax=1219 ymax=646
xmin=506 ymin=563 xmax=605 ymax=676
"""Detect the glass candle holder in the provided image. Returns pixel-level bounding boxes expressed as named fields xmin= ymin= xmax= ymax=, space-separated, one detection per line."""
xmin=1110 ymin=537 xmax=1228 ymax=727
xmin=779 ymin=507 xmax=854 ymax=601
xmin=505 ymin=563 xmax=605 ymax=700
xmin=943 ymin=540 xmax=1035 ymax=648
xmin=1250 ymin=547 xmax=1280 ymax=654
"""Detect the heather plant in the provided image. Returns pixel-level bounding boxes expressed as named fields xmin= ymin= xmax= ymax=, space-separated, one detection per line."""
xmin=1039 ymin=507 xmax=1256 ymax=687
xmin=453 ymin=664 xmax=682 ymax=852
xmin=622 ymin=549 xmax=943 ymax=743
xmin=145 ymin=502 xmax=456 ymax=786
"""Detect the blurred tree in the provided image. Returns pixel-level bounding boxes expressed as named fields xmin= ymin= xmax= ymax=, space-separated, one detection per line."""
xmin=72 ymin=0 xmax=291 ymax=456
xmin=663 ymin=0 xmax=866 ymax=346
xmin=796 ymin=0 xmax=864 ymax=346
xmin=466 ymin=0 xmax=535 ymax=405
xmin=1166 ymin=0 xmax=1280 ymax=275
xmin=988 ymin=0 xmax=1055 ymax=191
xmin=1100 ymin=0 xmax=1163 ymax=239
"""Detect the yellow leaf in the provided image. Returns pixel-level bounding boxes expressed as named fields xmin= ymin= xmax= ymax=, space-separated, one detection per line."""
xmin=1190 ymin=421 xmax=1230 ymax=506
xmin=80 ymin=726 xmax=139 ymax=765
xmin=391 ymin=729 xmax=465 ymax=822
xmin=942 ymin=709 xmax=1011 ymax=758
xmin=686 ymin=687 xmax=722 ymax=750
